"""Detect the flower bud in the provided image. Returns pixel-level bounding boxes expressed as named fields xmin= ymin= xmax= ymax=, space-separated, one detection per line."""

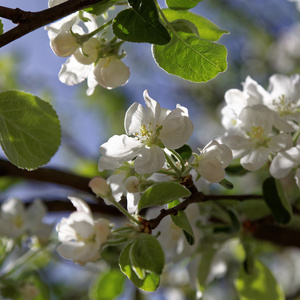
xmin=93 ymin=56 xmax=130 ymax=89
xmin=124 ymin=176 xmax=140 ymax=193
xmin=73 ymin=38 xmax=100 ymax=65
xmin=89 ymin=177 xmax=112 ymax=197
xmin=50 ymin=31 xmax=79 ymax=57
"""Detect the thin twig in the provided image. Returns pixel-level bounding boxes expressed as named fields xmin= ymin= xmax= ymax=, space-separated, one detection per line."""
xmin=0 ymin=0 xmax=106 ymax=47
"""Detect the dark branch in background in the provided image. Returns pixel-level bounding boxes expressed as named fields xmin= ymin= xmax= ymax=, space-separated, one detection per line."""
xmin=1 ymin=158 xmax=300 ymax=248
xmin=0 ymin=0 xmax=106 ymax=47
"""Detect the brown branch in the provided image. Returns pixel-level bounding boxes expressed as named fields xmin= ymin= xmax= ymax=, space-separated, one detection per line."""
xmin=0 ymin=0 xmax=107 ymax=47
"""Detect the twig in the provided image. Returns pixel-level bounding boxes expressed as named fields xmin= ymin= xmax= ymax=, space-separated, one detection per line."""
xmin=0 ymin=0 xmax=106 ymax=47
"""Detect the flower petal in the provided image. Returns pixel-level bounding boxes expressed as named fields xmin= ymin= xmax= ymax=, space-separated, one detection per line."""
xmin=134 ymin=145 xmax=165 ymax=174
xmin=240 ymin=147 xmax=270 ymax=171
xmin=124 ymin=102 xmax=146 ymax=136
xmin=100 ymin=134 xmax=143 ymax=161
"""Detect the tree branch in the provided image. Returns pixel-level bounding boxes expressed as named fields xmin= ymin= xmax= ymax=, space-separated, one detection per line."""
xmin=0 ymin=0 xmax=107 ymax=47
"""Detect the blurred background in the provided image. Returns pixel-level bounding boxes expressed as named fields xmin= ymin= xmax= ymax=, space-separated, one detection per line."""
xmin=0 ymin=0 xmax=300 ymax=299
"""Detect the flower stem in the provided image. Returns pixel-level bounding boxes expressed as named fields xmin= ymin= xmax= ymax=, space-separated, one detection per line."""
xmin=164 ymin=150 xmax=182 ymax=177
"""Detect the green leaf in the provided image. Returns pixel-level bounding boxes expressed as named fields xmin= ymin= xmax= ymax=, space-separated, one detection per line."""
xmin=119 ymin=243 xmax=160 ymax=291
xmin=89 ymin=269 xmax=125 ymax=300
xmin=197 ymin=249 xmax=217 ymax=292
xmin=163 ymin=9 xmax=229 ymax=41
xmin=130 ymin=234 xmax=165 ymax=275
xmin=0 ymin=91 xmax=61 ymax=170
xmin=219 ymin=178 xmax=234 ymax=189
xmin=175 ymin=144 xmax=192 ymax=161
xmin=112 ymin=0 xmax=171 ymax=45
xmin=138 ymin=182 xmax=191 ymax=211
xmin=152 ymin=31 xmax=227 ymax=82
xmin=166 ymin=0 xmax=203 ymax=10
xmin=262 ymin=177 xmax=292 ymax=224
xmin=234 ymin=260 xmax=285 ymax=300
xmin=0 ymin=19 xmax=3 ymax=35
xmin=84 ymin=0 xmax=116 ymax=15
xmin=168 ymin=200 xmax=194 ymax=245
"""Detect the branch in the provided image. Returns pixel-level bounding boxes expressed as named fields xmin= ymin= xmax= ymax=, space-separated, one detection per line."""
xmin=0 ymin=0 xmax=107 ymax=47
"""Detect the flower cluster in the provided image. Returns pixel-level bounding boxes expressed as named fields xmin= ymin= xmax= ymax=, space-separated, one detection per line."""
xmin=90 ymin=90 xmax=232 ymax=214
xmin=45 ymin=1 xmax=129 ymax=95
xmin=221 ymin=74 xmax=300 ymax=188
xmin=0 ymin=198 xmax=52 ymax=242
xmin=56 ymin=196 xmax=111 ymax=265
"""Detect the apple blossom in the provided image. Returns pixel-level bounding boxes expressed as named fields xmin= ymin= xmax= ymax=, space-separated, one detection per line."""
xmin=56 ymin=197 xmax=110 ymax=265
xmin=270 ymin=137 xmax=300 ymax=180
xmin=99 ymin=90 xmax=194 ymax=174
xmin=222 ymin=105 xmax=293 ymax=171
xmin=0 ymin=198 xmax=51 ymax=240
xmin=93 ymin=56 xmax=130 ymax=89
xmin=193 ymin=140 xmax=232 ymax=183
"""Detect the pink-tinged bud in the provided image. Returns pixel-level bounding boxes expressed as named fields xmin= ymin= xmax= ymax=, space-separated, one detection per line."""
xmin=93 ymin=57 xmax=130 ymax=89
xmin=73 ymin=38 xmax=100 ymax=65
xmin=50 ymin=31 xmax=79 ymax=57
xmin=89 ymin=177 xmax=111 ymax=197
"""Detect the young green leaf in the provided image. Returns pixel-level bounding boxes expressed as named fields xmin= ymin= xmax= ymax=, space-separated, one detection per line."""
xmin=166 ymin=0 xmax=203 ymax=10
xmin=262 ymin=177 xmax=292 ymax=224
xmin=197 ymin=249 xmax=217 ymax=292
xmin=0 ymin=91 xmax=61 ymax=170
xmin=113 ymin=0 xmax=171 ymax=45
xmin=152 ymin=31 xmax=227 ymax=83
xmin=84 ymin=0 xmax=116 ymax=15
xmin=119 ymin=243 xmax=160 ymax=292
xmin=138 ymin=182 xmax=191 ymax=211
xmin=89 ymin=269 xmax=125 ymax=300
xmin=0 ymin=19 xmax=3 ymax=35
xmin=130 ymin=233 xmax=165 ymax=275
xmin=175 ymin=144 xmax=193 ymax=161
xmin=168 ymin=200 xmax=195 ymax=245
xmin=163 ymin=9 xmax=229 ymax=41
xmin=234 ymin=260 xmax=285 ymax=300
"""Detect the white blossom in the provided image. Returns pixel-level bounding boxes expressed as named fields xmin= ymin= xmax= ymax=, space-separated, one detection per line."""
xmin=193 ymin=140 xmax=232 ymax=183
xmin=0 ymin=198 xmax=51 ymax=241
xmin=56 ymin=197 xmax=110 ymax=265
xmin=99 ymin=90 xmax=194 ymax=174
xmin=222 ymin=105 xmax=293 ymax=171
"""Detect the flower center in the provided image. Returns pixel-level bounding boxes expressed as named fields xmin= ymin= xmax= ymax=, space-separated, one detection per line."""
xmin=273 ymin=94 xmax=296 ymax=116
xmin=248 ymin=126 xmax=268 ymax=146
xmin=134 ymin=123 xmax=162 ymax=146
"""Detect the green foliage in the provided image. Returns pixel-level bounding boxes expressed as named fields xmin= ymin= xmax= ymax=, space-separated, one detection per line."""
xmin=119 ymin=243 xmax=160 ymax=291
xmin=234 ymin=260 xmax=285 ymax=300
xmin=168 ymin=199 xmax=195 ymax=245
xmin=113 ymin=0 xmax=171 ymax=45
xmin=175 ymin=144 xmax=192 ymax=161
xmin=0 ymin=91 xmax=61 ymax=170
xmin=163 ymin=9 xmax=229 ymax=41
xmin=84 ymin=0 xmax=116 ymax=15
xmin=197 ymin=249 xmax=217 ymax=292
xmin=153 ymin=30 xmax=227 ymax=82
xmin=138 ymin=182 xmax=191 ymax=211
xmin=263 ymin=177 xmax=292 ymax=224
xmin=0 ymin=19 xmax=3 ymax=35
xmin=166 ymin=0 xmax=203 ymax=10
xmin=130 ymin=234 xmax=165 ymax=276
xmin=89 ymin=269 xmax=126 ymax=300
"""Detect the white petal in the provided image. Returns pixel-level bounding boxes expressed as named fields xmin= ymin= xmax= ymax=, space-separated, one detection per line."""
xmin=100 ymin=134 xmax=143 ymax=161
xmin=68 ymin=196 xmax=91 ymax=215
xmin=59 ymin=56 xmax=91 ymax=85
xmin=160 ymin=105 xmax=194 ymax=149
xmin=98 ymin=156 xmax=121 ymax=171
xmin=127 ymin=193 xmax=141 ymax=214
xmin=143 ymin=90 xmax=162 ymax=126
xmin=198 ymin=159 xmax=225 ymax=183
xmin=269 ymin=133 xmax=293 ymax=152
xmin=134 ymin=145 xmax=165 ymax=174
xmin=224 ymin=89 xmax=248 ymax=115
xmin=240 ymin=147 xmax=270 ymax=171
xmin=107 ymin=174 xmax=127 ymax=203
xmin=242 ymin=76 xmax=267 ymax=104
xmin=270 ymin=147 xmax=300 ymax=178
xmin=295 ymin=169 xmax=300 ymax=189
xmin=124 ymin=102 xmax=146 ymax=135
xmin=86 ymin=67 xmax=99 ymax=96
